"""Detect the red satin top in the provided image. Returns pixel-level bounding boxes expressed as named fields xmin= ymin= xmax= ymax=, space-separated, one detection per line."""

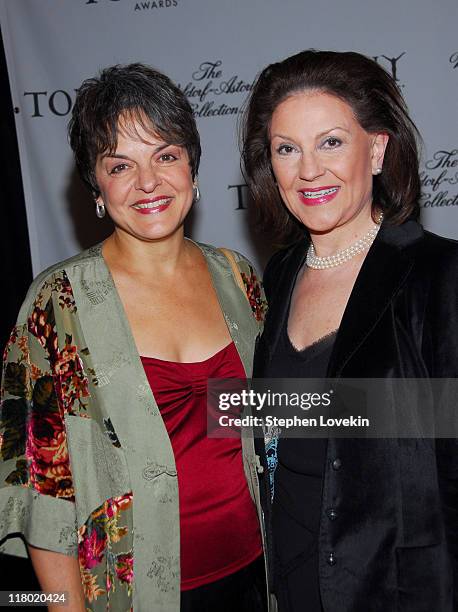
xmin=141 ymin=342 xmax=262 ymax=590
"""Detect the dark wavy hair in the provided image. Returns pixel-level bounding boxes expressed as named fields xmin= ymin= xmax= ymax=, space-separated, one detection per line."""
xmin=69 ymin=63 xmax=201 ymax=197
xmin=241 ymin=50 xmax=421 ymax=244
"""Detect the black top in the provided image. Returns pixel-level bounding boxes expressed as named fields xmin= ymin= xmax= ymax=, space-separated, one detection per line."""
xmin=263 ymin=323 xmax=336 ymax=612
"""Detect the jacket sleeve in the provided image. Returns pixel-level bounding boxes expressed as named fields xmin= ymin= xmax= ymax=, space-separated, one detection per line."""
xmin=429 ymin=237 xmax=458 ymax=605
xmin=436 ymin=437 xmax=458 ymax=608
xmin=0 ymin=280 xmax=78 ymax=558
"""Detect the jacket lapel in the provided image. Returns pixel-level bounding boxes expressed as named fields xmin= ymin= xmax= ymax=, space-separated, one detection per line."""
xmin=66 ymin=246 xmax=181 ymax=608
xmin=262 ymin=240 xmax=308 ymax=360
xmin=328 ymin=220 xmax=423 ymax=376
xmin=199 ymin=242 xmax=260 ymax=375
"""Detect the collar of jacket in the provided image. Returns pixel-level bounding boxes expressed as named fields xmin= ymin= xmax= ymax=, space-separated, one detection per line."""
xmin=68 ymin=240 xmax=259 ymax=455
xmin=263 ymin=219 xmax=424 ymax=377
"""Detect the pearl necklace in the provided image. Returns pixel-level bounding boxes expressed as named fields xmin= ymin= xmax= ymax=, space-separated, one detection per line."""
xmin=306 ymin=214 xmax=383 ymax=270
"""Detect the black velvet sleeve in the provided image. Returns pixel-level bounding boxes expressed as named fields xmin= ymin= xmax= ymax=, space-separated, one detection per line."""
xmin=426 ymin=233 xmax=458 ymax=608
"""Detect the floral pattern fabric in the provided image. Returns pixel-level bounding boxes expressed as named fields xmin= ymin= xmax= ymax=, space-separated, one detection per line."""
xmin=78 ymin=493 xmax=133 ymax=603
xmin=241 ymin=266 xmax=268 ymax=323
xmin=1 ymin=274 xmax=81 ymax=499
xmin=0 ymin=270 xmax=134 ymax=609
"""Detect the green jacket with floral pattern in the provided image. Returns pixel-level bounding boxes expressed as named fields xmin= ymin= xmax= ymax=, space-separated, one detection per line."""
xmin=0 ymin=242 xmax=267 ymax=611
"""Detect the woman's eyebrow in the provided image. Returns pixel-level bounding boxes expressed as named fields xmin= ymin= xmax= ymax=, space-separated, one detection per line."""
xmin=102 ymin=143 xmax=172 ymax=160
xmin=271 ymin=126 xmax=351 ymax=140
xmin=316 ymin=126 xmax=350 ymax=137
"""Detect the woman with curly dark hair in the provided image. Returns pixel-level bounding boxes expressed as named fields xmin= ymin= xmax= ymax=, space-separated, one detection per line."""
xmin=0 ymin=63 xmax=268 ymax=611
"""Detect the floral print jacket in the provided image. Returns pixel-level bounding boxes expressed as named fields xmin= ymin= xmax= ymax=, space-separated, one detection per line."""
xmin=0 ymin=242 xmax=267 ymax=611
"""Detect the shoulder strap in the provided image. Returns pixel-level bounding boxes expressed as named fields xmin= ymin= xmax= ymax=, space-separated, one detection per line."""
xmin=218 ymin=247 xmax=249 ymax=304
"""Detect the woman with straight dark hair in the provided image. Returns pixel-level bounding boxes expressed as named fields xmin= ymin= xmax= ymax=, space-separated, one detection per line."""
xmin=242 ymin=49 xmax=457 ymax=612
xmin=0 ymin=63 xmax=268 ymax=611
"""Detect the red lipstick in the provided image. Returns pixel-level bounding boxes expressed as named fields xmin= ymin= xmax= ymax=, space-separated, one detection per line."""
xmin=298 ymin=186 xmax=340 ymax=206
xmin=131 ymin=196 xmax=172 ymax=215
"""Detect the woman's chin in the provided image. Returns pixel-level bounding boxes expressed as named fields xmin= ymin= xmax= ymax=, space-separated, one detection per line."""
xmin=296 ymin=215 xmax=342 ymax=236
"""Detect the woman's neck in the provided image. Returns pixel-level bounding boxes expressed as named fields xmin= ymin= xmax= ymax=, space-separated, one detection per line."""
xmin=102 ymin=228 xmax=192 ymax=277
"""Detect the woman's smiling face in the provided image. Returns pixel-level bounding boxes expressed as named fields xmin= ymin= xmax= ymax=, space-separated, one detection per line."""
xmin=94 ymin=116 xmax=194 ymax=244
xmin=269 ymin=91 xmax=388 ymax=236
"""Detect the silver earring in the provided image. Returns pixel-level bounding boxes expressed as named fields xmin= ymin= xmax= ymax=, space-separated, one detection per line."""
xmin=95 ymin=200 xmax=106 ymax=218
xmin=375 ymin=167 xmax=382 ymax=175
xmin=193 ymin=184 xmax=200 ymax=203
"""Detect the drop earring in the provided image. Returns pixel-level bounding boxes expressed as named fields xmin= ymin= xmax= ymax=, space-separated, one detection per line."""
xmin=95 ymin=200 xmax=106 ymax=219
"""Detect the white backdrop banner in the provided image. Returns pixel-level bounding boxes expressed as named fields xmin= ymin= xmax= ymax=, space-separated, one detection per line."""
xmin=0 ymin=0 xmax=457 ymax=275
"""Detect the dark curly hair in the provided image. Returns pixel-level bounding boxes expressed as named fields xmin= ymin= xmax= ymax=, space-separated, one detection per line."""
xmin=68 ymin=63 xmax=201 ymax=197
xmin=241 ymin=49 xmax=421 ymax=244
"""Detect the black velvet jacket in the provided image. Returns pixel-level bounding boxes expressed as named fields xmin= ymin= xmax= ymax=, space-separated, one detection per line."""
xmin=254 ymin=220 xmax=458 ymax=612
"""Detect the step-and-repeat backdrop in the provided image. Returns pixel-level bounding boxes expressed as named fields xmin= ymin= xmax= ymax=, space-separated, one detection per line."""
xmin=1 ymin=0 xmax=457 ymax=274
